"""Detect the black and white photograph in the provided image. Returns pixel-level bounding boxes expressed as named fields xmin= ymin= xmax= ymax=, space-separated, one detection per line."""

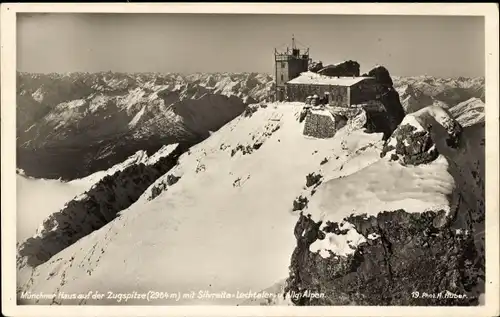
xmin=1 ymin=3 xmax=499 ymax=317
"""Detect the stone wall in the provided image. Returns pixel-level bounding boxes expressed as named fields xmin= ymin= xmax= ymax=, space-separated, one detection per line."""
xmin=302 ymin=110 xmax=342 ymax=139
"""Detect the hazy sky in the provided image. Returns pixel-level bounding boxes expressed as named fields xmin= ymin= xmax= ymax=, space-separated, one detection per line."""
xmin=17 ymin=13 xmax=485 ymax=77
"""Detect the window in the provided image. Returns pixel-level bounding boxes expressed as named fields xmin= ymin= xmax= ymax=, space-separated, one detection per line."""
xmin=281 ymin=62 xmax=285 ymax=68
xmin=280 ymin=74 xmax=284 ymax=81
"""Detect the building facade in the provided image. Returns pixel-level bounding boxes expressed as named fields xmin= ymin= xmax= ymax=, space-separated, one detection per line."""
xmin=286 ymin=84 xmax=350 ymax=107
xmin=285 ymin=72 xmax=380 ymax=107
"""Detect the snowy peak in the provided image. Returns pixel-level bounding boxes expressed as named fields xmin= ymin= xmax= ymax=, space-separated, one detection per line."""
xmin=17 ymin=102 xmax=387 ymax=304
xmin=17 ymin=97 xmax=485 ymax=306
xmin=15 ymin=73 xmax=486 ymax=306
xmin=284 ymin=103 xmax=484 ymax=306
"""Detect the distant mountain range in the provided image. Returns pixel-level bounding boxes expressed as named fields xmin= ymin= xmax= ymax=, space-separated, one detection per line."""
xmin=16 ymin=71 xmax=484 ymax=182
xmin=17 ymin=72 xmax=274 ymax=180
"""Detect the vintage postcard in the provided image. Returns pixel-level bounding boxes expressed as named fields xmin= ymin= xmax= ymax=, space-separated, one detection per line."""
xmin=1 ymin=3 xmax=499 ymax=317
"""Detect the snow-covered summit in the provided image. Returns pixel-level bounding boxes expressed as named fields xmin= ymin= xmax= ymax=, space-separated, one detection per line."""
xmin=16 ymin=97 xmax=485 ymax=306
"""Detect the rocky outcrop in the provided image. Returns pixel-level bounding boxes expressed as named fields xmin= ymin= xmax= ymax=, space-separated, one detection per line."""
xmin=363 ymin=107 xmax=393 ymax=139
xmin=149 ymin=173 xmax=182 ymax=201
xmin=317 ymin=60 xmax=360 ymax=77
xmin=17 ymin=143 xmax=188 ymax=268
xmin=284 ymin=105 xmax=484 ymax=306
xmin=284 ymin=210 xmax=480 ymax=306
xmin=305 ymin=172 xmax=323 ymax=188
xmin=381 ymin=123 xmax=439 ymax=165
xmin=381 ymin=106 xmax=463 ymax=166
xmin=363 ymin=66 xmax=406 ymax=137
xmin=363 ymin=66 xmax=394 ymax=87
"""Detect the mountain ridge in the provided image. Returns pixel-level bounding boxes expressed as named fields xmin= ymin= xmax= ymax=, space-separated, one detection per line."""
xmin=15 ymin=71 xmax=486 ymax=306
xmin=17 ymin=71 xmax=484 ymax=181
xmin=16 ymin=97 xmax=485 ymax=306
xmin=17 ymin=71 xmax=274 ymax=180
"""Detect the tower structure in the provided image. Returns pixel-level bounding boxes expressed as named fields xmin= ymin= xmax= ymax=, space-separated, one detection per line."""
xmin=274 ymin=35 xmax=310 ymax=101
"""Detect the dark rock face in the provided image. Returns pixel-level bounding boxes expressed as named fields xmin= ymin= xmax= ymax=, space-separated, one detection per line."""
xmin=363 ymin=66 xmax=394 ymax=87
xmin=284 ymin=210 xmax=481 ymax=306
xmin=317 ymin=60 xmax=360 ymax=77
xmin=17 ymin=144 xmax=188 ymax=268
xmin=292 ymin=196 xmax=309 ymax=212
xmin=445 ymin=120 xmax=464 ymax=149
xmin=363 ymin=108 xmax=393 ymax=140
xmin=380 ymin=90 xmax=406 ymax=131
xmin=305 ymin=172 xmax=323 ymax=188
xmin=348 ymin=101 xmax=393 ymax=140
xmin=440 ymin=122 xmax=485 ymax=283
xmin=363 ymin=66 xmax=406 ymax=137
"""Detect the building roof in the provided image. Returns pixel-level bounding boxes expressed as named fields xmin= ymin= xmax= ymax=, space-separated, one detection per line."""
xmin=286 ymin=71 xmax=372 ymax=87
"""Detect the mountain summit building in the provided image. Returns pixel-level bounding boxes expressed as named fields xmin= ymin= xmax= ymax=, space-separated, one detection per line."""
xmin=274 ymin=36 xmax=310 ymax=102
xmin=273 ymin=37 xmax=381 ymax=107
xmin=286 ymin=72 xmax=380 ymax=107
